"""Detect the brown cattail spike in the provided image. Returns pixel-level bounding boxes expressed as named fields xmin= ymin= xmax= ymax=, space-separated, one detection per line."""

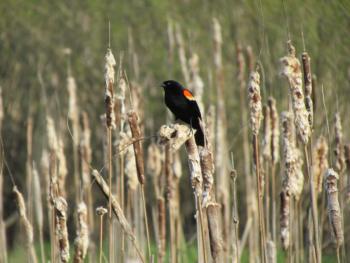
xmin=301 ymin=52 xmax=313 ymax=129
xmin=127 ymin=110 xmax=145 ymax=185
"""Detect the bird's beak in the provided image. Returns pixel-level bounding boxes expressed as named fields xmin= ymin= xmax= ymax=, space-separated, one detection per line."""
xmin=161 ymin=82 xmax=165 ymax=88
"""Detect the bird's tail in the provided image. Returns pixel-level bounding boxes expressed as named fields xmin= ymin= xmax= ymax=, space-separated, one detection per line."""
xmin=193 ymin=119 xmax=205 ymax=146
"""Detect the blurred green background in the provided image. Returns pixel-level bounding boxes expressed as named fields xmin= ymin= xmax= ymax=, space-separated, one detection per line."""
xmin=0 ymin=0 xmax=349 ymax=261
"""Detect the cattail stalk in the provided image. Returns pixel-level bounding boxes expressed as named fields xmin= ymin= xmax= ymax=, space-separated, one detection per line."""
xmin=92 ymin=170 xmax=145 ymax=262
xmin=248 ymin=69 xmax=266 ymax=262
xmin=200 ymin=125 xmax=223 ymax=263
xmin=127 ymin=110 xmax=151 ymax=259
xmin=159 ymin=124 xmax=208 ymax=263
xmin=96 ymin=207 xmax=107 ymax=263
xmin=13 ymin=186 xmax=38 ymax=263
xmin=104 ymin=48 xmax=116 ymax=263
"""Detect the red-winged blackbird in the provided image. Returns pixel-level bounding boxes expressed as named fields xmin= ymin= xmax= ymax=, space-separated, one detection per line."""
xmin=161 ymin=80 xmax=205 ymax=146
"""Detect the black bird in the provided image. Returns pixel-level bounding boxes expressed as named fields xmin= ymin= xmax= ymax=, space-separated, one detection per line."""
xmin=161 ymin=80 xmax=205 ymax=146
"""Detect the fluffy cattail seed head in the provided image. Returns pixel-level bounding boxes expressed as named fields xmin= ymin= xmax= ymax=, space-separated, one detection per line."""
xmin=248 ymin=70 xmax=262 ymax=135
xmin=280 ymin=41 xmax=310 ymax=144
xmin=312 ymin=136 xmax=329 ymax=194
xmin=324 ymin=168 xmax=344 ymax=247
xmin=104 ymin=49 xmax=116 ymax=129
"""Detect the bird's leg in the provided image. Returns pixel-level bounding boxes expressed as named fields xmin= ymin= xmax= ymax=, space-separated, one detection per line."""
xmin=189 ymin=118 xmax=194 ymax=137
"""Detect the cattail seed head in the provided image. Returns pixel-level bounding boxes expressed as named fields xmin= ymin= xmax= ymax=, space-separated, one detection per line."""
xmin=280 ymin=41 xmax=310 ymax=144
xmin=324 ymin=168 xmax=344 ymax=247
xmin=74 ymin=202 xmax=89 ymax=262
xmin=248 ymin=70 xmax=262 ymax=135
xmin=96 ymin=206 xmax=108 ymax=216
xmin=104 ymin=48 xmax=116 ymax=129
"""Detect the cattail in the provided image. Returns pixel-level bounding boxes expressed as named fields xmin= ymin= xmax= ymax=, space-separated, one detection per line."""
xmin=281 ymin=112 xmax=303 ymax=199
xmin=334 ymin=113 xmax=345 ymax=173
xmin=53 ymin=196 xmax=70 ymax=262
xmin=127 ymin=110 xmax=145 ymax=185
xmin=74 ymin=202 xmax=89 ymax=262
xmin=301 ymin=52 xmax=313 ymax=129
xmin=248 ymin=70 xmax=263 ymax=135
xmin=324 ymin=168 xmax=344 ymax=247
xmin=312 ymin=136 xmax=329 ymax=193
xmin=104 ymin=48 xmax=116 ymax=129
xmin=280 ymin=189 xmax=290 ymax=250
xmin=13 ymin=186 xmax=38 ymax=263
xmin=174 ymin=24 xmax=190 ymax=84
xmin=280 ymin=41 xmax=310 ymax=144
xmin=159 ymin=124 xmax=192 ymax=151
xmin=262 ymin=105 xmax=271 ymax=160
xmin=200 ymin=147 xmax=214 ymax=206
xmin=268 ymin=97 xmax=280 ymax=164
xmin=57 ymin=137 xmax=68 ymax=197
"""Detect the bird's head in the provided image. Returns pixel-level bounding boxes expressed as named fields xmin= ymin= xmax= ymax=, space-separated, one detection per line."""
xmin=161 ymin=80 xmax=184 ymax=91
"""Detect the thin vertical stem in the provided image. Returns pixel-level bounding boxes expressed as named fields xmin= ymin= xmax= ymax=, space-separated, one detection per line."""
xmin=253 ymin=135 xmax=266 ymax=263
xmin=141 ymin=185 xmax=151 ymax=260
xmin=107 ymin=128 xmax=113 ymax=263
xmin=304 ymin=145 xmax=321 ymax=263
xmin=271 ymin=164 xmax=276 ymax=244
xmin=99 ymin=215 xmax=104 ymax=263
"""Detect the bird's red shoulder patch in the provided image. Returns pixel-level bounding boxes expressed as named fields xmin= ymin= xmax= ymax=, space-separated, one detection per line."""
xmin=183 ymin=89 xmax=195 ymax=100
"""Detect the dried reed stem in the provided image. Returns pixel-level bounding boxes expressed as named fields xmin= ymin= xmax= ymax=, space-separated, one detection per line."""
xmin=312 ymin=136 xmax=329 ymax=194
xmin=92 ymin=170 xmax=145 ymax=263
xmin=159 ymin=123 xmax=208 ymax=263
xmin=127 ymin=110 xmax=151 ymax=259
xmin=248 ymin=69 xmax=266 ymax=262
xmin=96 ymin=207 xmax=107 ymax=263
xmin=13 ymin=186 xmax=38 ymax=263
xmin=104 ymin=48 xmax=116 ymax=263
